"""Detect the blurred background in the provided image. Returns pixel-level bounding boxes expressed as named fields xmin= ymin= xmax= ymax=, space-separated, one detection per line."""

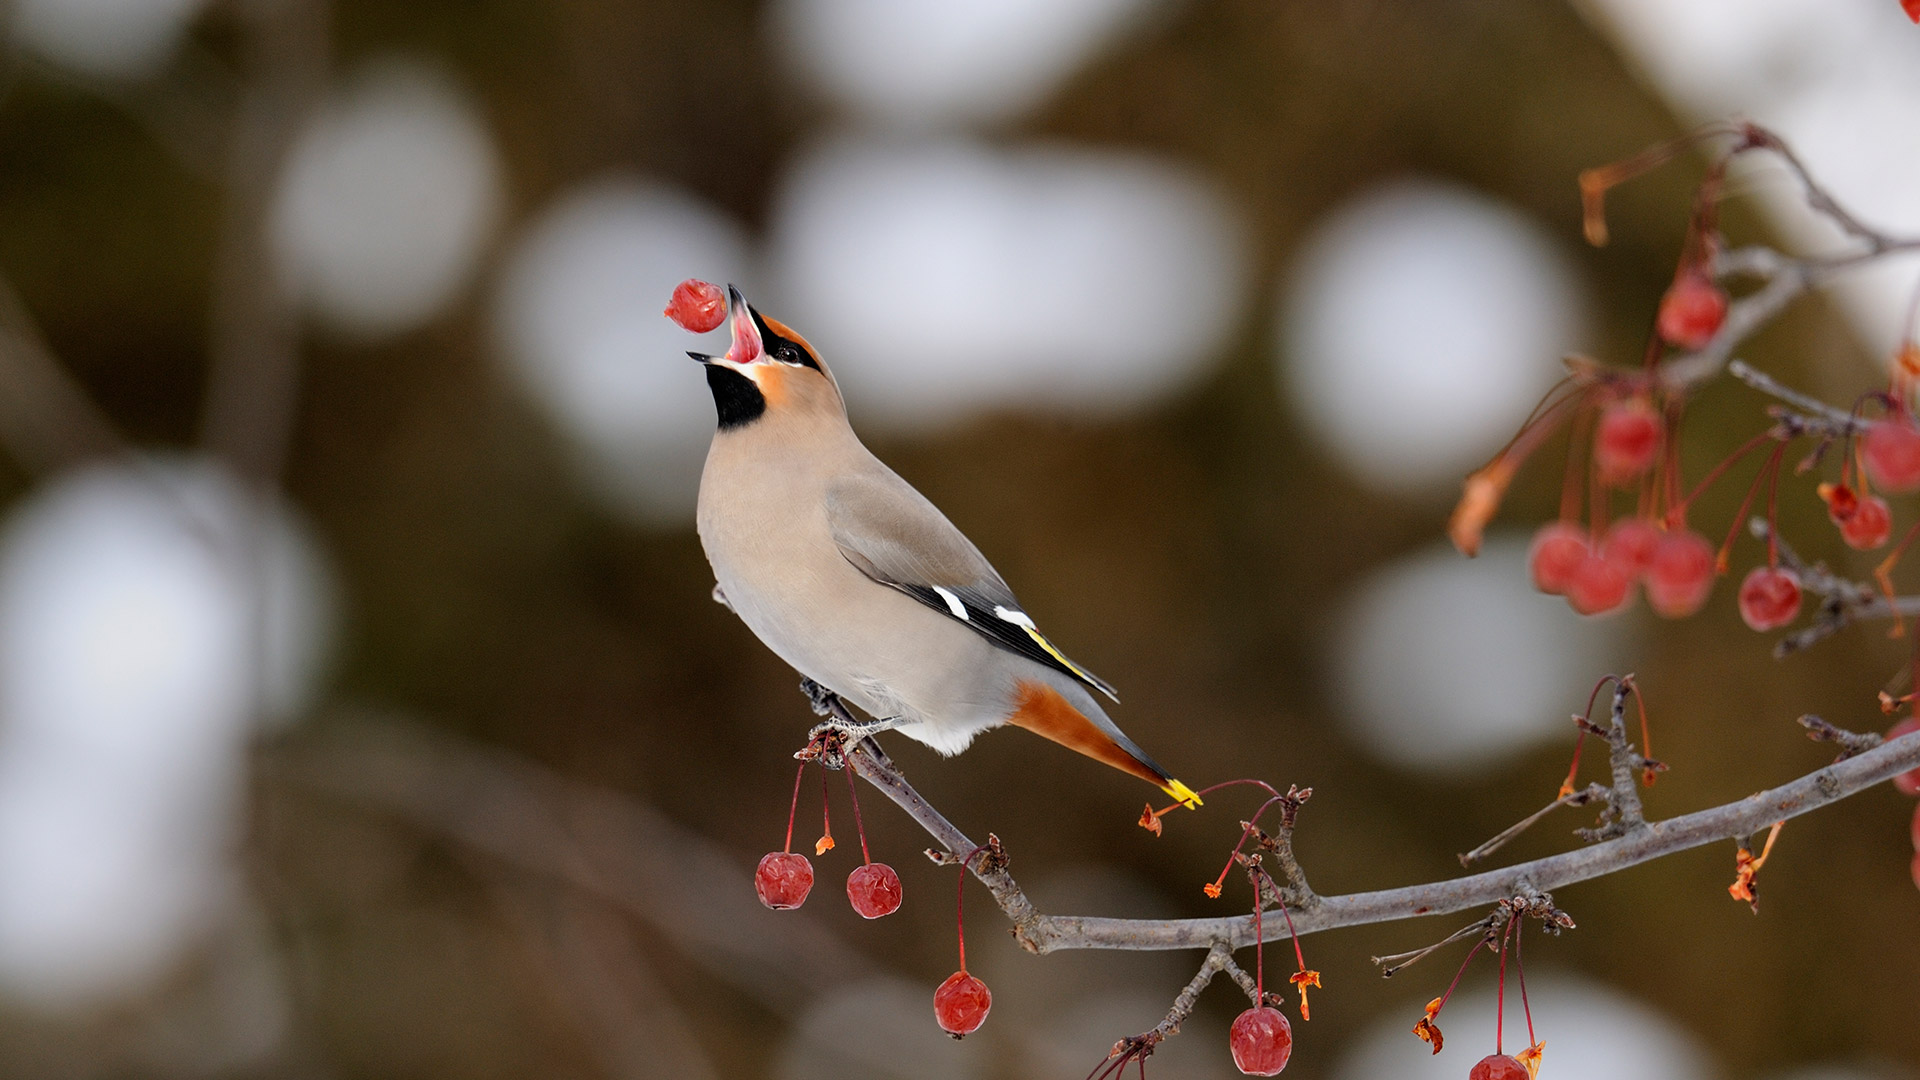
xmin=0 ymin=0 xmax=1916 ymax=1077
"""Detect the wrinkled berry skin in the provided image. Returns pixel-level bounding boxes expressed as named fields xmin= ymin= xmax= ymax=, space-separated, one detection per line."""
xmin=755 ymin=852 xmax=814 ymax=910
xmin=1469 ymin=1054 xmax=1530 ymax=1080
xmin=664 ymin=278 xmax=727 ymax=333
xmin=1737 ymin=566 xmax=1801 ymax=632
xmin=847 ymin=862 xmax=903 ymax=919
xmin=933 ymin=971 xmax=991 ymax=1036
xmin=1229 ymin=1006 xmax=1293 ymax=1075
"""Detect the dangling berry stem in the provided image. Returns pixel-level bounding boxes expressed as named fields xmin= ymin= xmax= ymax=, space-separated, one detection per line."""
xmin=842 ymin=763 xmax=871 ymax=864
xmin=1669 ymin=429 xmax=1777 ymax=528
xmin=782 ymin=760 xmax=805 ymax=853
xmin=1515 ymin=920 xmax=1535 ymax=1048
xmin=815 ymin=768 xmax=835 ymax=855
xmin=1495 ymin=917 xmax=1514 ymax=1055
xmin=1716 ymin=440 xmax=1788 ymax=572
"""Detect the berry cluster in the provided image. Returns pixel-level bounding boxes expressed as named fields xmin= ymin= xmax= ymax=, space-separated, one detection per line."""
xmin=1407 ymin=898 xmax=1555 ymax=1080
xmin=754 ymin=749 xmax=904 ymax=918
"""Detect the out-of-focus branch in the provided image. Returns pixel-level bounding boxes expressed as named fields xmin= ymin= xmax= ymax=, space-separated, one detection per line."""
xmin=199 ymin=0 xmax=329 ymax=484
xmin=271 ymin=717 xmax=877 ymax=1018
xmin=0 ymin=274 xmax=128 ymax=472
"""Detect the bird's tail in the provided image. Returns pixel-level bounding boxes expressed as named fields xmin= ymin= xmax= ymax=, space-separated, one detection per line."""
xmin=1007 ymin=679 xmax=1201 ymax=808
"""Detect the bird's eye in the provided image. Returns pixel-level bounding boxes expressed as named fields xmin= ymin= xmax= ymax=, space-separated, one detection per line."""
xmin=777 ymin=345 xmax=801 ymax=364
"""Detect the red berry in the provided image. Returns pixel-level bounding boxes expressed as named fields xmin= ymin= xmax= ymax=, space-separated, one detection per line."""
xmin=1737 ymin=566 xmax=1801 ymax=631
xmin=1842 ymin=494 xmax=1893 ymax=550
xmin=1228 ymin=1006 xmax=1293 ymax=1076
xmin=1645 ymin=529 xmax=1715 ymax=618
xmin=1863 ymin=420 xmax=1920 ymax=493
xmin=1906 ymin=0 xmax=1920 ymax=24
xmin=754 ymin=851 xmax=814 ymax=910
xmin=1602 ymin=517 xmax=1662 ymax=577
xmin=1469 ymin=1054 xmax=1530 ymax=1080
xmin=1888 ymin=716 xmax=1920 ymax=796
xmin=933 ymin=971 xmax=991 ymax=1036
xmin=664 ymin=278 xmax=727 ymax=333
xmin=1528 ymin=522 xmax=1589 ymax=595
xmin=1657 ymin=272 xmax=1728 ymax=350
xmin=1595 ymin=398 xmax=1661 ymax=485
xmin=847 ymin=862 xmax=903 ymax=919
xmin=1566 ymin=553 xmax=1631 ymax=615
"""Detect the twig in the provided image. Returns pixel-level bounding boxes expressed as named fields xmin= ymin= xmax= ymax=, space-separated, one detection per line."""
xmin=1458 ymin=784 xmax=1610 ymax=868
xmin=1369 ymin=916 xmax=1492 ymax=978
xmin=1797 ymin=714 xmax=1882 ymax=761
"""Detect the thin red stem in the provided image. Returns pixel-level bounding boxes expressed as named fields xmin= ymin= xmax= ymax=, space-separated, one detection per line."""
xmin=1252 ymin=878 xmax=1264 ymax=1001
xmin=1431 ymin=937 xmax=1482 ymax=1021
xmin=1516 ymin=920 xmax=1535 ymax=1047
xmin=1562 ymin=406 xmax=1593 ymax=523
xmin=1671 ymin=429 xmax=1776 ymax=527
xmin=1495 ymin=917 xmax=1513 ymax=1055
xmin=1207 ymin=794 xmax=1287 ymax=895
xmin=818 ymin=768 xmax=833 ymax=851
xmin=1716 ymin=441 xmax=1787 ymax=571
xmin=842 ymin=764 xmax=871 ymax=864
xmin=954 ymin=845 xmax=986 ymax=972
xmin=782 ymin=760 xmax=805 ymax=853
xmin=1765 ymin=440 xmax=1785 ymax=567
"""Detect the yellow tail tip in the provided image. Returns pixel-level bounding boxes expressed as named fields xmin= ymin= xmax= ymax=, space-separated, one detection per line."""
xmin=1161 ymin=779 xmax=1203 ymax=809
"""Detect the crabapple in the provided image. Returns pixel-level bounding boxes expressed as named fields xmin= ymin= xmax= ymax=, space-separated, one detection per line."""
xmin=1887 ymin=716 xmax=1920 ymax=796
xmin=847 ymin=862 xmax=903 ymax=919
xmin=933 ymin=971 xmax=991 ymax=1036
xmin=1595 ymin=398 xmax=1660 ymax=485
xmin=1566 ymin=553 xmax=1631 ymax=615
xmin=1841 ymin=494 xmax=1892 ymax=550
xmin=664 ymin=278 xmax=727 ymax=333
xmin=1863 ymin=419 xmax=1920 ymax=493
xmin=1737 ymin=566 xmax=1801 ymax=631
xmin=1528 ymin=522 xmax=1589 ymax=595
xmin=1645 ymin=529 xmax=1715 ymax=618
xmin=1656 ymin=272 xmax=1728 ymax=350
xmin=1469 ymin=1054 xmax=1530 ymax=1080
xmin=1602 ymin=517 xmax=1662 ymax=576
xmin=1228 ymin=1006 xmax=1293 ymax=1075
xmin=754 ymin=852 xmax=814 ymax=910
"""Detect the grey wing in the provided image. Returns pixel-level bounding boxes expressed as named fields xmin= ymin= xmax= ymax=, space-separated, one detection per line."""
xmin=823 ymin=469 xmax=1119 ymax=702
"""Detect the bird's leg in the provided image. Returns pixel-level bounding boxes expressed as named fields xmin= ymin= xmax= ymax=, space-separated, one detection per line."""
xmin=797 ymin=679 xmax=908 ymax=766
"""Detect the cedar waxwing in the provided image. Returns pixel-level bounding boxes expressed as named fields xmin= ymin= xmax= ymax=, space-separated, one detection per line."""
xmin=690 ymin=286 xmax=1200 ymax=808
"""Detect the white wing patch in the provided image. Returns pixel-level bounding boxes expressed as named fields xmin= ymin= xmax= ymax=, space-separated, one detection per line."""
xmin=932 ymin=586 xmax=969 ymax=621
xmin=992 ymin=605 xmax=1036 ymax=629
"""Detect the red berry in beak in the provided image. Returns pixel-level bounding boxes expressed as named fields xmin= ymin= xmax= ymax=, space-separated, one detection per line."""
xmin=847 ymin=862 xmax=903 ymax=919
xmin=1656 ymin=272 xmax=1728 ymax=350
xmin=1528 ymin=522 xmax=1589 ymax=595
xmin=664 ymin=278 xmax=726 ymax=333
xmin=1865 ymin=420 xmax=1920 ymax=493
xmin=754 ymin=851 xmax=814 ymax=910
xmin=1469 ymin=1053 xmax=1530 ymax=1080
xmin=1595 ymin=398 xmax=1660 ymax=485
xmin=1737 ymin=566 xmax=1801 ymax=631
xmin=1645 ymin=529 xmax=1715 ymax=618
xmin=1228 ymin=1006 xmax=1293 ymax=1075
xmin=933 ymin=971 xmax=991 ymax=1036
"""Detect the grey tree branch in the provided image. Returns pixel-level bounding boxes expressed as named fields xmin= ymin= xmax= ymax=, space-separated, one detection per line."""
xmin=847 ymin=717 xmax=1920 ymax=954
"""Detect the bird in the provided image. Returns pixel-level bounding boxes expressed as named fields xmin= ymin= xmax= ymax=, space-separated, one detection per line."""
xmin=689 ymin=284 xmax=1200 ymax=809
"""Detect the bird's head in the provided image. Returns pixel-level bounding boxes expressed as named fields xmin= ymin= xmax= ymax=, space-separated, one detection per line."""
xmin=690 ymin=286 xmax=841 ymax=430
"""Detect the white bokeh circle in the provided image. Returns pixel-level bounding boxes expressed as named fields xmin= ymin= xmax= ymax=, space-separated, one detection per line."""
xmin=1333 ymin=535 xmax=1626 ymax=774
xmin=1280 ymin=178 xmax=1588 ymax=492
xmin=767 ymin=136 xmax=1248 ymax=429
xmin=493 ymin=176 xmax=751 ymax=525
xmin=271 ymin=58 xmax=504 ymax=339
xmin=11 ymin=0 xmax=211 ymax=79
xmin=771 ymin=0 xmax=1158 ymax=129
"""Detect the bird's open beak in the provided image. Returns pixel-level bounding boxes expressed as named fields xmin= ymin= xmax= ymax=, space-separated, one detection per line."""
xmin=723 ymin=285 xmax=763 ymax=366
xmin=688 ymin=285 xmax=765 ymax=370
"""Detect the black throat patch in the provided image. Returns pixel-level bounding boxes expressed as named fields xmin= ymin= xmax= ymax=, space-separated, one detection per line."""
xmin=705 ymin=363 xmax=766 ymax=429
